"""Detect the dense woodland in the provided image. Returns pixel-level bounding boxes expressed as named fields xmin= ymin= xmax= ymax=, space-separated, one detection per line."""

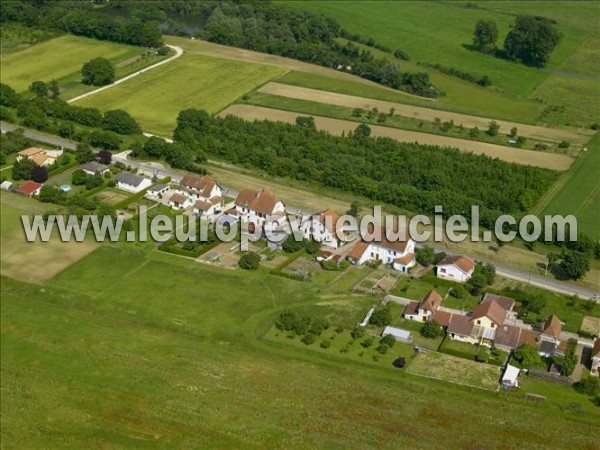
xmin=165 ymin=109 xmax=555 ymax=228
xmin=0 ymin=0 xmax=438 ymax=97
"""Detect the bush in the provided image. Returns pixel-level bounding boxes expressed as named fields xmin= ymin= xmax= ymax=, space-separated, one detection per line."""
xmin=351 ymin=327 xmax=365 ymax=340
xmin=475 ymin=347 xmax=490 ymax=362
xmin=369 ymin=306 xmax=392 ymax=327
xmin=376 ymin=344 xmax=389 ymax=354
xmin=575 ymin=377 xmax=600 ymax=397
xmin=361 ymin=337 xmax=374 ymax=348
xmin=301 ymin=333 xmax=316 ymax=345
xmin=393 ymin=357 xmax=406 ymax=368
xmin=380 ymin=334 xmax=396 ymax=348
xmin=238 ymin=251 xmax=261 ymax=270
xmin=558 ymin=140 xmax=570 ymax=149
xmin=320 ymin=339 xmax=331 ymax=349
xmin=420 ymin=320 xmax=443 ymax=338
xmin=82 ymin=57 xmax=115 ymax=86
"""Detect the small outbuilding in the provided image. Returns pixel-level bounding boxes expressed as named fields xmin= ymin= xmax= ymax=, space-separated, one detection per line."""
xmin=501 ymin=364 xmax=520 ymax=390
xmin=0 ymin=180 xmax=13 ymax=191
xmin=15 ymin=181 xmax=43 ymax=197
xmin=381 ymin=326 xmax=412 ymax=344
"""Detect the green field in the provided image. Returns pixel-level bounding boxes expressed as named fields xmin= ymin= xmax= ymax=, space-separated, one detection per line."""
xmin=539 ymin=133 xmax=600 ymax=238
xmin=1 ymin=191 xmax=599 ymax=447
xmin=0 ymin=34 xmax=139 ymax=92
xmin=76 ymin=53 xmax=285 ymax=136
xmin=291 ymin=1 xmax=600 ymax=126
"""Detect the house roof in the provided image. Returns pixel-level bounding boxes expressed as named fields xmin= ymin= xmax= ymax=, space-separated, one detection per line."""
xmin=494 ymin=325 xmax=539 ymax=349
xmin=404 ymin=301 xmax=419 ymax=316
xmin=235 ymin=188 xmax=283 ymax=215
xmin=116 ymin=171 xmax=145 ymax=187
xmin=81 ymin=162 xmax=108 ymax=174
xmin=438 ymin=255 xmax=475 ymax=274
xmin=180 ymin=174 xmax=217 ymax=198
xmin=17 ymin=147 xmax=45 ymax=157
xmin=432 ymin=310 xmax=454 ymax=327
xmin=16 ymin=181 xmax=42 ymax=195
xmin=194 ymin=199 xmax=214 ymax=210
xmin=148 ymin=183 xmax=168 ymax=192
xmin=481 ymin=293 xmax=515 ymax=312
xmin=592 ymin=339 xmax=600 ymax=358
xmin=502 ymin=364 xmax=520 ymax=383
xmin=370 ymin=231 xmax=411 ymax=253
xmin=31 ymin=153 xmax=51 ymax=166
xmin=447 ymin=314 xmax=474 ymax=337
xmin=419 ymin=290 xmax=442 ymax=312
xmin=541 ymin=315 xmax=562 ymax=338
xmin=347 ymin=242 xmax=369 ymax=260
xmin=170 ymin=193 xmax=188 ymax=204
xmin=315 ymin=209 xmax=340 ymax=234
xmin=395 ymin=252 xmax=415 ymax=266
xmin=471 ymin=299 xmax=506 ymax=326
xmin=518 ymin=328 xmax=540 ymax=347
xmin=382 ymin=326 xmax=411 ymax=340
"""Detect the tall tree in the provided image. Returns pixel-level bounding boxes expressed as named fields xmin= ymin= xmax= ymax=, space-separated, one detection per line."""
xmin=473 ymin=19 xmax=498 ymax=54
xmin=560 ymin=251 xmax=590 ymax=280
xmin=81 ymin=58 xmax=115 ymax=86
xmin=504 ymin=16 xmax=561 ymax=66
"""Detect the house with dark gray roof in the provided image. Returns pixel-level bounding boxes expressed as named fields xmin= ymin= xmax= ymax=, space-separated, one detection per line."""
xmin=115 ymin=171 xmax=152 ymax=193
xmin=81 ymin=162 xmax=110 ymax=176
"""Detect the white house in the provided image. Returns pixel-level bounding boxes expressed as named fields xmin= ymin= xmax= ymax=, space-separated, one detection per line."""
xmin=301 ymin=209 xmax=346 ymax=249
xmin=179 ymin=174 xmax=222 ymax=202
xmin=168 ymin=192 xmax=192 ymax=210
xmin=115 ymin=171 xmax=152 ymax=193
xmin=146 ymin=183 xmax=171 ymax=199
xmin=404 ymin=290 xmax=443 ymax=322
xmin=347 ymin=233 xmax=415 ymax=272
xmin=193 ymin=199 xmax=219 ymax=216
xmin=436 ymin=255 xmax=475 ymax=283
xmin=80 ymin=162 xmax=109 ymax=176
xmin=234 ymin=188 xmax=285 ymax=225
xmin=16 ymin=147 xmax=55 ymax=167
xmin=591 ymin=339 xmax=600 ymax=376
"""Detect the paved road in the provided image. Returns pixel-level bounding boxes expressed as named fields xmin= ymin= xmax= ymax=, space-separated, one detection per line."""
xmin=1 ymin=121 xmax=77 ymax=150
xmin=68 ymin=45 xmax=184 ymax=103
xmin=3 ymin=123 xmax=598 ymax=301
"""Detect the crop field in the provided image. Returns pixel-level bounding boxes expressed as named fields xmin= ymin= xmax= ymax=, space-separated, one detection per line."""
xmin=538 ymin=134 xmax=600 ymax=238
xmin=219 ymin=104 xmax=574 ymax=170
xmin=76 ymin=53 xmax=284 ymax=136
xmin=0 ymin=34 xmax=138 ymax=92
xmin=255 ymin=83 xmax=589 ymax=144
xmin=1 ymin=241 xmax=598 ymax=447
xmin=291 ymin=1 xmax=600 ymax=127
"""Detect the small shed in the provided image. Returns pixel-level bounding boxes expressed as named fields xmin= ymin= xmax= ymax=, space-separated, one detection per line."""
xmin=0 ymin=180 xmax=13 ymax=191
xmin=382 ymin=326 xmax=412 ymax=344
xmin=501 ymin=364 xmax=520 ymax=389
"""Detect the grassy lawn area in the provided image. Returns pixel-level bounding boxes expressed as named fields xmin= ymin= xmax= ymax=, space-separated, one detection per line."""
xmin=1 ymin=34 xmax=138 ymax=92
xmin=538 ymin=133 xmax=600 ymax=238
xmin=391 ymin=275 xmax=448 ymax=300
xmin=0 ymin=23 xmax=57 ymax=55
xmin=76 ymin=53 xmax=285 ymax=136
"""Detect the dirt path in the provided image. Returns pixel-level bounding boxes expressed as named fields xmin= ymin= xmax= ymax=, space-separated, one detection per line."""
xmin=68 ymin=45 xmax=183 ymax=103
xmin=259 ymin=83 xmax=591 ymax=144
xmin=219 ymin=104 xmax=573 ymax=170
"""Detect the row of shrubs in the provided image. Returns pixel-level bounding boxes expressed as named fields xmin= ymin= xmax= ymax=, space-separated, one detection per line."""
xmin=421 ymin=62 xmax=492 ymax=87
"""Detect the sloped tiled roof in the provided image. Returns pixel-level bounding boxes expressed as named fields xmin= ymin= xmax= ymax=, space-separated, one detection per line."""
xmin=438 ymin=255 xmax=475 ymax=274
xmin=419 ymin=290 xmax=442 ymax=312
xmin=16 ymin=181 xmax=42 ymax=195
xmin=180 ymin=174 xmax=216 ymax=198
xmin=448 ymin=314 xmax=474 ymax=337
xmin=235 ymin=188 xmax=282 ymax=215
xmin=17 ymin=147 xmax=45 ymax=157
xmin=116 ymin=171 xmax=145 ymax=187
xmin=541 ymin=315 xmax=562 ymax=338
xmin=347 ymin=242 xmax=369 ymax=260
xmin=30 ymin=153 xmax=50 ymax=166
xmin=404 ymin=301 xmax=419 ymax=316
xmin=170 ymin=193 xmax=188 ymax=204
xmin=481 ymin=293 xmax=515 ymax=312
xmin=592 ymin=339 xmax=600 ymax=358
xmin=471 ymin=300 xmax=506 ymax=326
xmin=395 ymin=253 xmax=415 ymax=266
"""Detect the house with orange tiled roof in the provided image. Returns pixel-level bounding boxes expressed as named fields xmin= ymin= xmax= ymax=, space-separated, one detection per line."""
xmin=346 ymin=232 xmax=415 ymax=272
xmin=404 ymin=290 xmax=443 ymax=322
xmin=234 ymin=188 xmax=285 ymax=225
xmin=436 ymin=255 xmax=475 ymax=283
xmin=16 ymin=147 xmax=55 ymax=167
xmin=169 ymin=174 xmax=223 ymax=215
xmin=539 ymin=314 xmax=562 ymax=357
xmin=301 ymin=209 xmax=347 ymax=249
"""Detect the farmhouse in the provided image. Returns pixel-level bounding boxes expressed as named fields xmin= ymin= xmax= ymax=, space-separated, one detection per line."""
xmin=15 ymin=181 xmax=43 ymax=197
xmin=234 ymin=188 xmax=285 ymax=224
xmin=179 ymin=174 xmax=222 ymax=202
xmin=591 ymin=339 xmax=600 ymax=376
xmin=80 ymin=162 xmax=109 ymax=176
xmin=539 ymin=315 xmax=562 ymax=357
xmin=346 ymin=233 xmax=415 ymax=272
xmin=16 ymin=147 xmax=55 ymax=167
xmin=436 ymin=255 xmax=475 ymax=283
xmin=301 ymin=209 xmax=346 ymax=249
xmin=115 ymin=171 xmax=152 ymax=193
xmin=404 ymin=290 xmax=443 ymax=322
xmin=146 ymin=183 xmax=170 ymax=199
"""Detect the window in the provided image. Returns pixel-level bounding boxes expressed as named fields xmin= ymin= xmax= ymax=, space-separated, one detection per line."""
xmin=440 ymin=268 xmax=446 ymax=273
xmin=477 ymin=320 xmax=481 ymax=325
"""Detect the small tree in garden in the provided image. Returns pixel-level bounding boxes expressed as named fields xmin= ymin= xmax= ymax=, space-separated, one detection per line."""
xmin=238 ymin=252 xmax=260 ymax=270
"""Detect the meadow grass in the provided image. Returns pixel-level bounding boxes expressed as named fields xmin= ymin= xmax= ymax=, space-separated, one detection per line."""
xmin=539 ymin=133 xmax=600 ymax=238
xmin=76 ymin=53 xmax=284 ymax=136
xmin=2 ymin=243 xmax=599 ymax=448
xmin=0 ymin=34 xmax=138 ymax=92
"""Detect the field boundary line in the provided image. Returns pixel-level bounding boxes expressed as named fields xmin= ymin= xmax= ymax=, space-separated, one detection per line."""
xmin=67 ymin=44 xmax=184 ymax=103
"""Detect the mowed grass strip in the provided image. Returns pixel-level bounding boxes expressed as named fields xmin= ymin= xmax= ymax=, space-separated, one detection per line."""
xmin=77 ymin=53 xmax=285 ymax=136
xmin=541 ymin=133 xmax=600 ymax=238
xmin=0 ymin=34 xmax=137 ymax=92
xmin=219 ymin=104 xmax=573 ymax=170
